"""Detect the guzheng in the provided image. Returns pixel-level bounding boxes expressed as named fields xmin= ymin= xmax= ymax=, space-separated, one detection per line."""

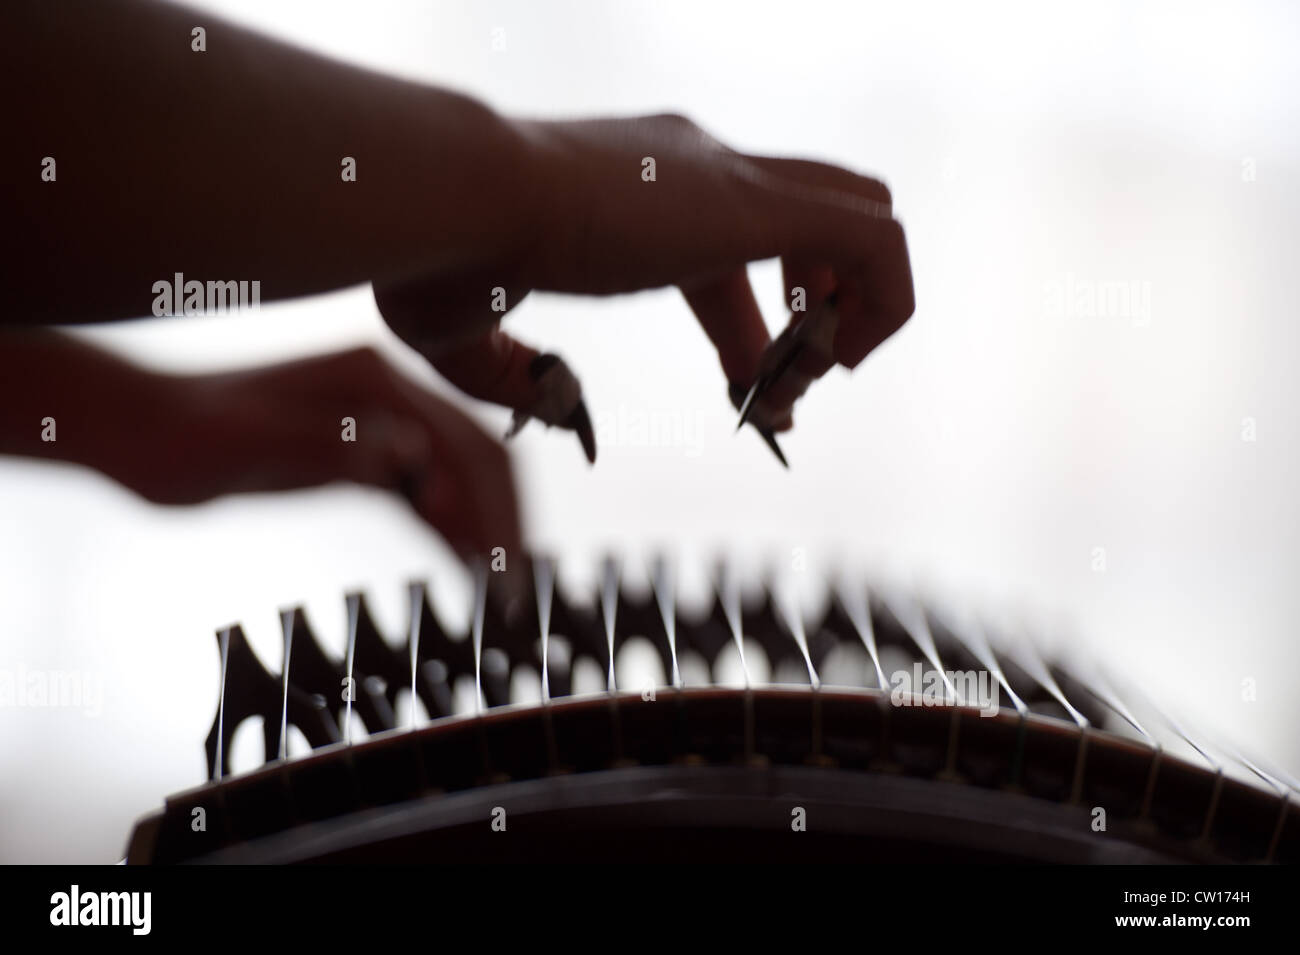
xmin=124 ymin=558 xmax=1298 ymax=864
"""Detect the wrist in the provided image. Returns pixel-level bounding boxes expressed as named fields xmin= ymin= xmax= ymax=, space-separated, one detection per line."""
xmin=399 ymin=93 xmax=550 ymax=280
xmin=503 ymin=118 xmax=587 ymax=289
xmin=81 ymin=365 xmax=184 ymax=497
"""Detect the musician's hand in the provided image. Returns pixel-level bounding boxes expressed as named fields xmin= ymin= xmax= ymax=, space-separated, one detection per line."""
xmin=375 ymin=113 xmax=914 ymax=435
xmin=165 ymin=347 xmax=523 ymax=560
xmin=13 ymin=0 xmax=912 ymax=443
xmin=0 ymin=337 xmax=522 ymax=561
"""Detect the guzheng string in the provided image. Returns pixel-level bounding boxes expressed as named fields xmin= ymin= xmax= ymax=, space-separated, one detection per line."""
xmin=277 ymin=609 xmax=294 ymax=761
xmin=773 ymin=581 xmax=820 ymax=689
xmin=600 ymin=558 xmax=618 ymax=692
xmin=471 ymin=562 xmax=488 ymax=716
xmin=535 ymin=557 xmax=555 ymax=703
xmin=211 ymin=626 xmax=231 ymax=782
xmin=406 ymin=582 xmax=423 ymax=729
xmin=177 ymin=557 xmax=1297 ymax=864
xmin=343 ymin=594 xmax=359 ymax=744
xmin=651 ymin=558 xmax=682 ymax=689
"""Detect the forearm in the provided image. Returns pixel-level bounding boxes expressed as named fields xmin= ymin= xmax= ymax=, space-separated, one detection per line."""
xmin=0 ymin=331 xmax=165 ymax=479
xmin=3 ymin=0 xmax=536 ymax=325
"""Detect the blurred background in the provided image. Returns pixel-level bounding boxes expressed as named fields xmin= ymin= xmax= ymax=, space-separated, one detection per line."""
xmin=2 ymin=0 xmax=1297 ymax=862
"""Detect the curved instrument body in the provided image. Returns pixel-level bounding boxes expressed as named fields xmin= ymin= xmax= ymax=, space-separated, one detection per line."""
xmin=126 ymin=563 xmax=1298 ymax=864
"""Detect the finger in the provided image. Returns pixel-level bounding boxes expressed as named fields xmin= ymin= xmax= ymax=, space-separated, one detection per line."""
xmin=742 ymin=156 xmax=914 ymax=369
xmin=224 ymin=403 xmax=430 ymax=507
xmin=679 ymin=268 xmax=792 ymax=430
xmin=184 ymin=354 xmax=524 ymax=561
xmin=341 ymin=411 xmax=511 ymax=561
xmin=761 ymin=257 xmax=837 ymax=416
xmin=832 ymin=218 xmax=914 ymax=368
xmin=427 ymin=326 xmax=542 ymax=412
xmin=772 ymin=206 xmax=913 ymax=370
xmin=415 ymin=443 xmax=512 ymax=561
xmin=374 ymin=273 xmax=531 ymax=357
xmin=379 ymin=375 xmax=524 ymax=560
xmin=755 ymin=297 xmax=841 ymax=416
xmin=781 ymin=258 xmax=837 ymax=317
xmin=373 ymin=274 xmax=596 ymax=462
xmin=428 ymin=329 xmax=598 ymax=464
xmin=743 ymin=155 xmax=893 ymax=214
xmin=307 ymin=369 xmax=523 ymax=560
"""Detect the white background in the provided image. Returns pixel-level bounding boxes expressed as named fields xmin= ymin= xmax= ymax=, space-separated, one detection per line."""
xmin=1 ymin=0 xmax=1297 ymax=862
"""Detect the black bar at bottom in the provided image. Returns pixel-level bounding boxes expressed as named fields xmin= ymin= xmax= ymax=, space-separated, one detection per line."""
xmin=4 ymin=862 xmax=1287 ymax=942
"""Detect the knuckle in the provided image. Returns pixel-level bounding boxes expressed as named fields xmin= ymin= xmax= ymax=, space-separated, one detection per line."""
xmin=864 ymin=176 xmax=892 ymax=207
xmin=877 ymin=217 xmax=908 ymax=251
xmin=652 ymin=111 xmax=695 ymax=128
xmin=354 ymin=344 xmax=387 ymax=366
xmin=133 ymin=474 xmax=198 ymax=507
xmin=344 ymin=345 xmax=393 ymax=378
xmin=650 ymin=112 xmax=710 ymax=143
xmin=133 ymin=481 xmax=170 ymax=505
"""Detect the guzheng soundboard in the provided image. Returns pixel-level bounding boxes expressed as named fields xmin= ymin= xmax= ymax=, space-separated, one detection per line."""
xmin=124 ymin=559 xmax=1299 ymax=864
